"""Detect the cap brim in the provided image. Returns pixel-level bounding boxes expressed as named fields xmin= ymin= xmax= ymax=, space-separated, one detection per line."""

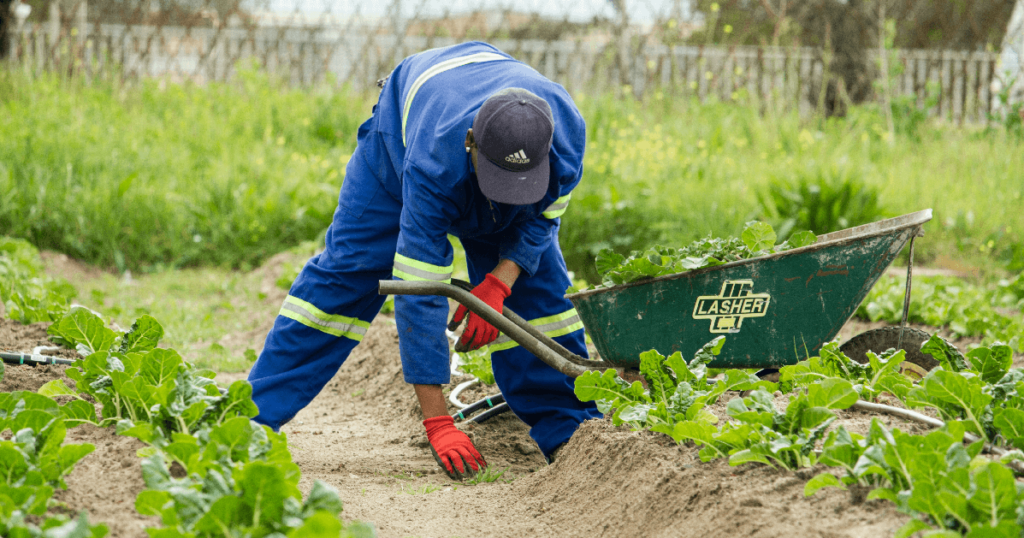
xmin=476 ymin=152 xmax=550 ymax=205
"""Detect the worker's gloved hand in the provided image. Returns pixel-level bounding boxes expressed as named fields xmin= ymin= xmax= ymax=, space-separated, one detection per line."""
xmin=423 ymin=416 xmax=486 ymax=480
xmin=448 ymin=273 xmax=511 ymax=351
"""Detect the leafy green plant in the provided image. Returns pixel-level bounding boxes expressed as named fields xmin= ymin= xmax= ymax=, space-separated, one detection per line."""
xmin=780 ymin=342 xmax=913 ymax=401
xmin=587 ymin=222 xmax=815 ymax=289
xmin=463 ymin=466 xmax=512 ymax=486
xmin=669 ymin=382 xmax=856 ymax=470
xmin=0 ymin=391 xmax=108 ymax=538
xmin=0 ymin=238 xmax=76 ymax=324
xmin=757 ymin=164 xmax=885 ymax=241
xmin=456 ymin=346 xmax=495 ymax=385
xmin=574 ymin=338 xmax=774 ymax=432
xmin=44 ymin=308 xmax=258 ymax=437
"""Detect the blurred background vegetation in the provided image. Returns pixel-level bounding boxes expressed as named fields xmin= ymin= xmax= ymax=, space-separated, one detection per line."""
xmin=0 ymin=64 xmax=1022 ymax=285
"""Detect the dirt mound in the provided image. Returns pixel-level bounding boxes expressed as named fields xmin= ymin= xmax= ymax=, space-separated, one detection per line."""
xmin=55 ymin=424 xmax=157 ymax=537
xmin=525 ymin=419 xmax=910 ymax=538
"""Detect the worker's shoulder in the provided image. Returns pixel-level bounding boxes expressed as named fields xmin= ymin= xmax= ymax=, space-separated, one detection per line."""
xmin=401 ymin=41 xmax=512 ymax=75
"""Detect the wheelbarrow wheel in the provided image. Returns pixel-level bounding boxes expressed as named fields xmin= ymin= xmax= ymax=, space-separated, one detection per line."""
xmin=839 ymin=327 xmax=938 ymax=378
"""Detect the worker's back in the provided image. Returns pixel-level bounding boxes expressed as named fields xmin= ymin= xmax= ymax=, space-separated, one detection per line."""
xmin=363 ymin=41 xmax=587 ymax=241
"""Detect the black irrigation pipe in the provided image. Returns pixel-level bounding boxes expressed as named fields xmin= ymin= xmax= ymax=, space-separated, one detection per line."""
xmin=453 ymin=393 xmax=506 ymax=421
xmin=468 ymin=402 xmax=511 ymax=424
xmin=0 ymin=352 xmax=77 ymax=366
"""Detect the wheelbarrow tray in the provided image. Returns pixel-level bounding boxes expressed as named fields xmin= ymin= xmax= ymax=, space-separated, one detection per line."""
xmin=567 ymin=209 xmax=933 ymax=370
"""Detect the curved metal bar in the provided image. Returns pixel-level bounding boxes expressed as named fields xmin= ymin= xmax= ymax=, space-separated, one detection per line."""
xmin=379 ymin=280 xmax=593 ymax=378
xmin=448 ymin=280 xmax=615 ymax=370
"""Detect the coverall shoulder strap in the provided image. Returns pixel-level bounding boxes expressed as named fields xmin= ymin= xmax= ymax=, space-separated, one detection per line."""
xmin=401 ymin=52 xmax=510 ymax=146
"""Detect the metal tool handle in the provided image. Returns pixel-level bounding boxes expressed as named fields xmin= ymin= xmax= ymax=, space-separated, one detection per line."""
xmin=0 ymin=352 xmax=77 ymax=367
xmin=379 ymin=280 xmax=613 ymax=378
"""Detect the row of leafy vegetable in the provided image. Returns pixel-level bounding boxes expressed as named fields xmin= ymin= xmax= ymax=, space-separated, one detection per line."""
xmin=574 ymin=335 xmax=1024 ymax=537
xmin=34 ymin=308 xmax=374 ymax=538
xmin=0 ymin=238 xmax=76 ymax=324
xmin=0 ymin=236 xmax=372 ymax=536
xmin=860 ymin=272 xmax=1024 ymax=353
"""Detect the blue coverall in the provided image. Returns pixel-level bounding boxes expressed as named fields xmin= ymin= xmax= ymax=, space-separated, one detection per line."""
xmin=247 ymin=41 xmax=601 ymax=458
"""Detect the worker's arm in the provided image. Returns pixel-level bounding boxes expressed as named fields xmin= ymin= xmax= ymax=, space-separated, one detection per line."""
xmin=395 ymin=163 xmax=487 ymax=479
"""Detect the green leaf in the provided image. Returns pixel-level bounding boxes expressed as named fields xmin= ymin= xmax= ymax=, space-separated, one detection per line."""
xmin=894 ymin=520 xmax=933 ymax=538
xmin=968 ymin=462 xmax=1017 ymax=523
xmin=595 ymin=250 xmax=626 ymax=276
xmin=119 ymin=315 xmax=164 ymax=354
xmin=574 ymin=369 xmax=646 ymax=406
xmin=139 ymin=349 xmax=184 ymax=387
xmin=287 ymin=511 xmax=343 ymax=538
xmin=966 ymin=344 xmax=1013 ymax=384
xmin=53 ymin=308 xmax=116 ymax=355
xmin=867 ymin=487 xmax=899 ymax=503
xmin=729 ymin=448 xmax=773 ymax=467
xmin=135 ymin=490 xmax=172 ymax=516
xmin=60 ymin=400 xmax=97 ymax=427
xmin=786 ymin=230 xmax=817 ymax=248
xmin=639 ymin=349 xmax=675 ymax=406
xmin=302 ymin=480 xmax=344 ymax=516
xmin=38 ymin=379 xmax=78 ymax=398
xmin=218 ymin=380 xmax=260 ymax=421
xmin=664 ymin=420 xmax=717 ymax=445
xmin=57 ymin=444 xmax=95 ymax=475
xmin=194 ymin=496 xmax=245 ymax=533
xmin=807 ymin=378 xmax=858 ymax=409
xmin=116 ymin=420 xmax=159 ymax=444
xmin=963 ymin=521 xmax=1022 ymax=538
xmin=993 ymin=408 xmax=1024 ymax=449
xmin=803 ymin=472 xmax=845 ymax=496
xmin=741 ymin=222 xmax=777 ymax=253
xmin=235 ymin=461 xmax=300 ymax=526
xmin=920 ymin=334 xmax=968 ymax=372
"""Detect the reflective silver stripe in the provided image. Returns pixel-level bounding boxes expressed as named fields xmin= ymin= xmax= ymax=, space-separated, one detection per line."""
xmin=393 ymin=260 xmax=452 ymax=282
xmin=280 ymin=302 xmax=369 ymax=338
xmin=402 ymin=52 xmax=509 ymax=145
xmin=545 ymin=201 xmax=569 ymax=213
xmin=491 ymin=313 xmax=583 ymax=347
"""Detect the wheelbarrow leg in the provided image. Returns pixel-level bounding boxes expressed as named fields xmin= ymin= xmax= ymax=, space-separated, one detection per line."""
xmin=898 ymin=234 xmax=917 ymax=350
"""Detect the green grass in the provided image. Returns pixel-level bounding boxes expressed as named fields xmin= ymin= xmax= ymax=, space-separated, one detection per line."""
xmin=0 ymin=65 xmax=369 ymax=271
xmin=562 ymin=91 xmax=1024 ymax=282
xmin=3 ymin=65 xmax=1023 ymax=284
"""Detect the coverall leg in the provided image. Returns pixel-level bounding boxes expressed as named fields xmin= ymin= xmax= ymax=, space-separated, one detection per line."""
xmin=461 ymin=235 xmax=602 ymax=457
xmin=248 ymin=141 xmax=401 ymax=430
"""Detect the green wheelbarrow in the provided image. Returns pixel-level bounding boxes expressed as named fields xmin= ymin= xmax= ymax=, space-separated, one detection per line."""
xmin=379 ymin=209 xmax=936 ymax=387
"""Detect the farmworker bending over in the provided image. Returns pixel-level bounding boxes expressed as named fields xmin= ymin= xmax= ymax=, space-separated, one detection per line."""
xmin=247 ymin=41 xmax=601 ymax=479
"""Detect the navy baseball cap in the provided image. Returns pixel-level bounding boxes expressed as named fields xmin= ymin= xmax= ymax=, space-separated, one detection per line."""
xmin=472 ymin=88 xmax=554 ymax=205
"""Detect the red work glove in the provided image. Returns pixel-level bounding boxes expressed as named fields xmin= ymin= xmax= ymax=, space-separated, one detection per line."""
xmin=448 ymin=273 xmax=511 ymax=351
xmin=423 ymin=416 xmax=486 ymax=480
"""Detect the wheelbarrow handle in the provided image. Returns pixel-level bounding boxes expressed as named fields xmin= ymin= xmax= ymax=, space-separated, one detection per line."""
xmin=446 ymin=280 xmax=615 ymax=370
xmin=379 ymin=280 xmax=611 ymax=378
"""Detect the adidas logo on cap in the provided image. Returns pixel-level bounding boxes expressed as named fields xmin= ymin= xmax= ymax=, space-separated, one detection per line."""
xmin=505 ymin=150 xmax=530 ymax=164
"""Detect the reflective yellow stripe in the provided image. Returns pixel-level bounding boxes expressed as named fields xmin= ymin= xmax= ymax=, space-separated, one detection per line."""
xmin=489 ymin=308 xmax=584 ymax=352
xmin=401 ymin=52 xmax=509 ymax=145
xmin=542 ymin=193 xmax=572 ymax=219
xmin=393 ymin=253 xmax=453 ymax=283
xmin=279 ymin=296 xmax=369 ymax=341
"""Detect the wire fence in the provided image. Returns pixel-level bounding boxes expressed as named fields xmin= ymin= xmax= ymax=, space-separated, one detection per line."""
xmin=2 ymin=0 xmax=1017 ymax=123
